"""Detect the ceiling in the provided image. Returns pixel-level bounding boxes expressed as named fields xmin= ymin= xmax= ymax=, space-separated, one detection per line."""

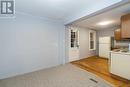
xmin=73 ymin=2 xmax=130 ymax=30
xmin=15 ymin=0 xmax=122 ymax=23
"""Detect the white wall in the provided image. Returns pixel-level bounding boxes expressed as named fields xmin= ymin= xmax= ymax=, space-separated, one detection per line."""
xmin=79 ymin=27 xmax=96 ymax=59
xmin=0 ymin=13 xmax=65 ymax=79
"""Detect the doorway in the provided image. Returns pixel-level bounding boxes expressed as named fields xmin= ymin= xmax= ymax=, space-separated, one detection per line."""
xmin=68 ymin=27 xmax=80 ymax=62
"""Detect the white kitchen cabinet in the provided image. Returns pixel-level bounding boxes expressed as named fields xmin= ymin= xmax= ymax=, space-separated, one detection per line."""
xmin=110 ymin=52 xmax=130 ymax=80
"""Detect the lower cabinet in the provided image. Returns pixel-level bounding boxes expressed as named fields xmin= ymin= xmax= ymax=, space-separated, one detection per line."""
xmin=110 ymin=52 xmax=130 ymax=80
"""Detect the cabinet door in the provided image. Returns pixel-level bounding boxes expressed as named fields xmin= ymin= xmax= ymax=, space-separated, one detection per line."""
xmin=110 ymin=53 xmax=130 ymax=80
xmin=114 ymin=29 xmax=121 ymax=41
xmin=121 ymin=14 xmax=130 ymax=39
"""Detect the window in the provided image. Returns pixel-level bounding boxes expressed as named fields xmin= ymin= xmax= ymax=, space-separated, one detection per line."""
xmin=89 ymin=30 xmax=96 ymax=50
xmin=70 ymin=29 xmax=79 ymax=48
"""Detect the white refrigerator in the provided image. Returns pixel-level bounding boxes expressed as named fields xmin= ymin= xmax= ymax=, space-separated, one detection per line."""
xmin=99 ymin=37 xmax=111 ymax=59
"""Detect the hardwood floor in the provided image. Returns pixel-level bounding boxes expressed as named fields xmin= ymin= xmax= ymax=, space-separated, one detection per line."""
xmin=71 ymin=56 xmax=130 ymax=87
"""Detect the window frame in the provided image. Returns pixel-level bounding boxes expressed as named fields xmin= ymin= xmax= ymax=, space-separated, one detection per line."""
xmin=89 ymin=30 xmax=96 ymax=51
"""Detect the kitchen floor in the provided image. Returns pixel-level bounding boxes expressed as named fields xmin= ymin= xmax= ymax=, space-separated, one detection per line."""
xmin=71 ymin=56 xmax=130 ymax=87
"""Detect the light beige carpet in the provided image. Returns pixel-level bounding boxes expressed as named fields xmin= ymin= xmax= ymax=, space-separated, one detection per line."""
xmin=0 ymin=64 xmax=113 ymax=87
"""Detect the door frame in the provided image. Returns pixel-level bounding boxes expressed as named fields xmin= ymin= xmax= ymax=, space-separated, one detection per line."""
xmin=65 ymin=26 xmax=80 ymax=63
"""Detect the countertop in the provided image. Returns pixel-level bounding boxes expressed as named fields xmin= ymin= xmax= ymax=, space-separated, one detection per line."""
xmin=110 ymin=51 xmax=130 ymax=55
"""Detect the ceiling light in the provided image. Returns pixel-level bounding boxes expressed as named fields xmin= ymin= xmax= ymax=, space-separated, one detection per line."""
xmin=97 ymin=21 xmax=114 ymax=26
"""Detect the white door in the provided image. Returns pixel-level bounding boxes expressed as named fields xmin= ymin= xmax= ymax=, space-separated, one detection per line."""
xmin=99 ymin=43 xmax=111 ymax=58
xmin=68 ymin=28 xmax=80 ymax=62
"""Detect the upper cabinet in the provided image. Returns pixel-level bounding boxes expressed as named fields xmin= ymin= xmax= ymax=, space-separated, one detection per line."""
xmin=114 ymin=29 xmax=121 ymax=41
xmin=114 ymin=14 xmax=130 ymax=40
xmin=121 ymin=14 xmax=130 ymax=39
